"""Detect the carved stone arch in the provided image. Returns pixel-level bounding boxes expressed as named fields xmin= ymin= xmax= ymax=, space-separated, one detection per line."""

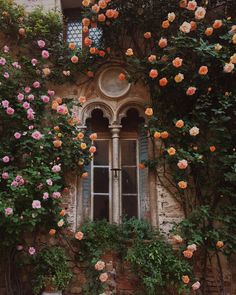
xmin=80 ymin=101 xmax=114 ymax=125
xmin=116 ymin=101 xmax=147 ymax=125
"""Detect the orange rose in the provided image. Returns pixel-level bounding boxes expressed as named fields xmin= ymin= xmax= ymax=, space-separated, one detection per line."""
xmin=53 ymin=140 xmax=62 ymax=148
xmin=145 ymin=108 xmax=153 ymax=116
xmin=205 ymin=27 xmax=213 ymax=36
xmin=162 ymin=20 xmax=170 ymax=29
xmin=178 ymin=181 xmax=187 ymax=189
xmin=190 ymin=21 xmax=197 ymax=31
xmin=82 ymin=17 xmax=90 ymax=26
xmin=154 ymin=131 xmax=161 ymax=139
xmin=138 ymin=163 xmax=145 ymax=169
xmin=182 ymin=275 xmax=190 ymax=284
xmin=77 ymin=132 xmax=84 ymax=140
xmin=71 ymin=55 xmax=78 ymax=63
xmin=83 ymin=26 xmax=89 ymax=33
xmin=49 ymin=229 xmax=56 ymax=236
xmin=75 ymin=231 xmax=84 ymax=240
xmin=158 ymin=37 xmax=168 ymax=48
xmin=213 ymin=20 xmax=222 ymax=29
xmin=52 ymin=101 xmax=59 ymax=110
xmin=216 ymin=241 xmax=224 ymax=248
xmin=60 ymin=209 xmax=66 ymax=216
xmin=84 ymin=37 xmax=92 ymax=46
xmin=98 ymin=0 xmax=107 ymax=9
xmin=149 ymin=69 xmax=158 ymax=79
xmin=98 ymin=13 xmax=106 ymax=22
xmin=159 ymin=77 xmax=168 ymax=87
xmin=209 ymin=146 xmax=216 ymax=152
xmin=81 ymin=142 xmax=87 ymax=150
xmin=183 ymin=250 xmax=193 ymax=258
xmin=172 ymin=57 xmax=183 ymax=68
xmin=144 ymin=32 xmax=151 ymax=39
xmin=91 ymin=4 xmax=100 ymax=13
xmin=167 ymin=147 xmax=176 ymax=156
xmin=118 ymin=73 xmax=126 ymax=81
xmin=89 ymin=133 xmax=98 ymax=140
xmin=56 ymin=97 xmax=62 ymax=104
xmin=69 ymin=42 xmax=76 ymax=50
xmin=82 ymin=172 xmax=89 ymax=178
xmin=90 ymin=47 xmax=97 ymax=55
xmin=148 ymin=55 xmax=157 ymax=63
xmin=175 ymin=120 xmax=184 ymax=128
xmin=54 ymin=126 xmax=60 ymax=132
xmin=161 ymin=131 xmax=169 ymax=139
xmin=198 ymin=66 xmax=208 ymax=75
xmin=106 ymin=9 xmax=115 ymax=18
xmin=113 ymin=10 xmax=119 ymax=19
xmin=89 ymin=146 xmax=96 ymax=153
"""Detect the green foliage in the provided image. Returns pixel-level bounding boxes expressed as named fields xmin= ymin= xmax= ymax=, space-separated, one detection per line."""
xmin=32 ymin=246 xmax=72 ymax=295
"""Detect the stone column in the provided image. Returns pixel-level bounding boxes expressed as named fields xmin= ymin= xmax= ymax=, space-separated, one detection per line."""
xmin=109 ymin=125 xmax=122 ymax=224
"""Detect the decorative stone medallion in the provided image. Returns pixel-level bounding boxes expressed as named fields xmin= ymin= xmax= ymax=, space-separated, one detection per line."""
xmin=98 ymin=66 xmax=131 ymax=98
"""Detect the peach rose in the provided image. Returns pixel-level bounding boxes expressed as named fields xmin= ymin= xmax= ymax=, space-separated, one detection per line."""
xmin=57 ymin=219 xmax=64 ymax=227
xmin=183 ymin=249 xmax=193 ymax=258
xmin=145 ymin=108 xmax=153 ymax=116
xmin=89 ymin=146 xmax=97 ymax=153
xmin=144 ymin=32 xmax=151 ymax=39
xmin=154 ymin=131 xmax=161 ymax=139
xmin=177 ymin=159 xmax=188 ymax=169
xmin=82 ymin=0 xmax=90 ymax=6
xmin=172 ymin=57 xmax=183 ymax=68
xmin=167 ymin=12 xmax=176 ymax=22
xmin=98 ymin=0 xmax=107 ymax=9
xmin=209 ymin=145 xmax=216 ymax=152
xmin=42 ymin=67 xmax=51 ymax=76
xmin=63 ymin=70 xmax=70 ymax=76
xmin=186 ymin=86 xmax=197 ymax=96
xmin=18 ymin=27 xmax=26 ymax=36
xmin=187 ymin=0 xmax=197 ymax=10
xmin=95 ymin=260 xmax=105 ymax=271
xmin=99 ymin=272 xmax=108 ymax=282
xmin=162 ymin=20 xmax=170 ymax=29
xmin=126 ymin=48 xmax=133 ymax=56
xmin=69 ymin=42 xmax=76 ymax=50
xmin=187 ymin=244 xmax=197 ymax=252
xmin=49 ymin=229 xmax=56 ymax=236
xmin=172 ymin=234 xmax=183 ymax=243
xmin=60 ymin=209 xmax=66 ymax=216
xmin=84 ymin=37 xmax=92 ymax=46
xmin=175 ymin=120 xmax=184 ymax=128
xmin=138 ymin=163 xmax=145 ymax=169
xmin=79 ymin=96 xmax=86 ymax=104
xmin=216 ymin=241 xmax=224 ymax=248
xmin=90 ymin=133 xmax=98 ymax=141
xmin=75 ymin=231 xmax=84 ymax=240
xmin=98 ymin=13 xmax=106 ymax=22
xmin=224 ymin=63 xmax=234 ymax=73
xmin=106 ymin=9 xmax=115 ymax=18
xmin=71 ymin=55 xmax=78 ymax=63
xmin=232 ymin=34 xmax=236 ymax=44
xmin=148 ymin=55 xmax=157 ymax=63
xmin=77 ymin=132 xmax=84 ymax=140
xmin=230 ymin=53 xmax=236 ymax=64
xmin=205 ymin=27 xmax=213 ymax=36
xmin=149 ymin=69 xmax=158 ymax=78
xmin=180 ymin=21 xmax=191 ymax=33
xmin=91 ymin=4 xmax=100 ymax=13
xmin=174 ymin=73 xmax=184 ymax=83
xmin=199 ymin=66 xmax=208 ymax=75
xmin=213 ymin=20 xmax=222 ymax=29
xmin=178 ymin=181 xmax=187 ymax=189
xmin=167 ymin=147 xmax=176 ymax=156
xmin=182 ymin=275 xmax=190 ymax=284
xmin=158 ymin=37 xmax=168 ymax=48
xmin=81 ymin=143 xmax=87 ymax=150
xmin=161 ymin=131 xmax=169 ymax=139
xmin=90 ymin=47 xmax=96 ymax=55
xmin=192 ymin=281 xmax=201 ymax=291
xmin=159 ymin=77 xmax=168 ymax=86
xmin=118 ymin=73 xmax=126 ymax=81
xmin=82 ymin=172 xmax=88 ymax=178
xmin=83 ymin=26 xmax=89 ymax=33
xmin=195 ymin=7 xmax=206 ymax=20
xmin=53 ymin=140 xmax=62 ymax=148
xmin=189 ymin=126 xmax=199 ymax=136
xmin=82 ymin=17 xmax=90 ymax=26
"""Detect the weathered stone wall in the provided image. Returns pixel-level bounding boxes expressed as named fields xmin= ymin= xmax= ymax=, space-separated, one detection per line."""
xmin=14 ymin=0 xmax=61 ymax=12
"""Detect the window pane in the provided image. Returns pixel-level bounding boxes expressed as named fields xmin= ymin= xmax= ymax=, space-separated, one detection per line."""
xmin=94 ymin=141 xmax=109 ymax=165
xmin=122 ymin=195 xmax=138 ymax=218
xmin=89 ymin=27 xmax=103 ymax=47
xmin=67 ymin=21 xmax=83 ymax=48
xmin=94 ymin=168 xmax=109 ymax=193
xmin=94 ymin=195 xmax=109 ymax=221
xmin=121 ymin=140 xmax=136 ymax=165
xmin=122 ymin=167 xmax=137 ymax=194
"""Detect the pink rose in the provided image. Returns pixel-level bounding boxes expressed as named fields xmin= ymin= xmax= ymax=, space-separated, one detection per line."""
xmin=3 ymin=46 xmax=9 ymax=53
xmin=32 ymin=131 xmax=42 ymax=140
xmin=192 ymin=281 xmax=201 ymax=291
xmin=27 ymin=109 xmax=35 ymax=120
xmin=32 ymin=81 xmax=40 ymax=88
xmin=95 ymin=260 xmax=105 ymax=271
xmin=16 ymin=245 xmax=23 ymax=251
xmin=52 ymin=192 xmax=61 ymax=199
xmin=28 ymin=247 xmax=36 ymax=255
xmin=5 ymin=207 xmax=13 ymax=216
xmin=17 ymin=93 xmax=24 ymax=102
xmin=180 ymin=22 xmax=191 ymax=33
xmin=186 ymin=86 xmax=197 ymax=96
xmin=46 ymin=179 xmax=53 ymax=186
xmin=32 ymin=200 xmax=41 ymax=209
xmin=43 ymin=192 xmax=49 ymax=199
xmin=187 ymin=244 xmax=197 ymax=252
xmin=0 ymin=57 xmax=6 ymax=65
xmin=195 ymin=7 xmax=206 ymax=20
xmin=2 ymin=100 xmax=9 ymax=108
xmin=37 ymin=40 xmax=45 ymax=48
xmin=2 ymin=172 xmax=9 ymax=179
xmin=48 ymin=90 xmax=55 ymax=97
xmin=187 ymin=0 xmax=197 ymax=10
xmin=158 ymin=37 xmax=168 ymax=48
xmin=41 ymin=95 xmax=50 ymax=103
xmin=31 ymin=58 xmax=38 ymax=66
xmin=6 ymin=107 xmax=14 ymax=115
xmin=52 ymin=165 xmax=61 ymax=173
xmin=2 ymin=156 xmax=10 ymax=163
xmin=23 ymin=102 xmax=30 ymax=109
xmin=41 ymin=50 xmax=49 ymax=59
xmin=4 ymin=72 xmax=9 ymax=79
xmin=177 ymin=159 xmax=188 ymax=169
xmin=14 ymin=132 xmax=21 ymax=139
xmin=24 ymin=86 xmax=31 ymax=93
xmin=99 ymin=272 xmax=108 ymax=283
xmin=27 ymin=94 xmax=34 ymax=101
